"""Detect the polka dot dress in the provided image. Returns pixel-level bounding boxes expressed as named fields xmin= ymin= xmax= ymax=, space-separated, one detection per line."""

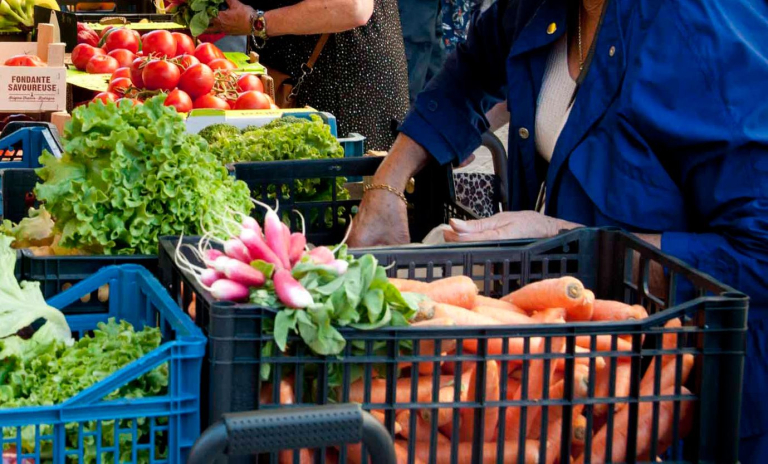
xmin=247 ymin=0 xmax=410 ymax=151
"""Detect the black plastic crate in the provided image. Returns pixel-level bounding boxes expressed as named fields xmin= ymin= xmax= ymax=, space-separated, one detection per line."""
xmin=233 ymin=157 xmax=476 ymax=246
xmin=1 ymin=168 xmax=38 ymax=224
xmin=158 ymin=229 xmax=747 ymax=463
xmin=21 ymin=249 xmax=158 ymax=314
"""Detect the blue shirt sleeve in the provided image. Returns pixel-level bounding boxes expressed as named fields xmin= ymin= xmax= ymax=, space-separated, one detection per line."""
xmin=635 ymin=0 xmax=768 ymax=310
xmin=399 ymin=1 xmax=511 ymax=165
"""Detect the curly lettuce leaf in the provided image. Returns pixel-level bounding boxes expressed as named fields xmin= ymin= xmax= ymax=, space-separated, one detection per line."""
xmin=34 ymin=96 xmax=252 ymax=255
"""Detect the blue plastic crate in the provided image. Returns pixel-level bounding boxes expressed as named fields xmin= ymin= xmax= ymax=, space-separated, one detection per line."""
xmin=0 ymin=265 xmax=206 ymax=464
xmin=0 ymin=123 xmax=63 ymax=169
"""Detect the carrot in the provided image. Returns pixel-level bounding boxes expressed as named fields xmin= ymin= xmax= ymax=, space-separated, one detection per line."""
xmin=441 ymin=360 xmax=476 ymax=376
xmin=431 ymin=302 xmax=543 ymax=355
xmin=347 ymin=441 xmax=423 ymax=464
xmin=396 ymin=410 xmax=434 ymax=441
xmin=507 ymin=378 xmax=521 ymax=400
xmin=575 ymin=335 xmax=633 ymax=352
xmin=504 ymin=335 xmax=566 ymax=441
xmin=370 ymin=410 xmax=402 ymax=436
xmin=389 ymin=278 xmax=430 ymax=293
xmin=473 ymin=295 xmax=527 ymax=314
xmin=460 ymin=361 xmax=500 ymax=443
xmin=394 ymin=442 xmax=423 ymax=464
xmin=576 ymin=387 xmax=694 ymax=464
xmin=473 ymin=305 xmax=536 ymax=325
xmin=420 ymin=379 xmax=467 ymax=428
xmin=531 ymin=307 xmax=567 ymax=322
xmin=639 ymin=353 xmax=694 ymax=399
xmin=425 ymin=276 xmax=479 ymax=309
xmin=346 ymin=376 xmax=454 ymax=404
xmin=593 ymin=360 xmax=632 ymax=417
xmin=527 ymin=365 xmax=590 ymax=440
xmin=568 ymin=289 xmax=595 ymax=322
xmin=403 ymin=318 xmax=457 ymax=375
xmin=572 ymin=413 xmax=588 ymax=447
xmin=259 ymin=379 xmax=314 ymax=464
xmin=591 ymin=300 xmax=648 ymax=322
xmin=556 ymin=346 xmax=606 ymax=372
xmin=502 ymin=277 xmax=585 ymax=311
xmin=658 ymin=318 xmax=683 ymax=365
xmin=413 ymin=440 xmax=545 ymax=464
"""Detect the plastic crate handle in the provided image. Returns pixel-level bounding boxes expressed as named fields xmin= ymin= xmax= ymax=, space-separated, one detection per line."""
xmin=187 ymin=403 xmax=397 ymax=464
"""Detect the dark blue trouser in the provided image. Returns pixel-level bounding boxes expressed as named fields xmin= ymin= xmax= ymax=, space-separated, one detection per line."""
xmin=397 ymin=0 xmax=446 ymax=104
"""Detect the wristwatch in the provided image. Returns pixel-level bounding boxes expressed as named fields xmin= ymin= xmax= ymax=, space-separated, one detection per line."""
xmin=250 ymin=10 xmax=268 ymax=48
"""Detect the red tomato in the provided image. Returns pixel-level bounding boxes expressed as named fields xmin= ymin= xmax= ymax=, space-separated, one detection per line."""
xmin=111 ymin=67 xmax=132 ymax=81
xmin=270 ymin=103 xmax=280 ymax=110
xmin=107 ymin=49 xmax=136 ymax=68
xmin=72 ymin=44 xmax=105 ymax=71
xmin=208 ymin=58 xmax=236 ymax=72
xmin=100 ymin=25 xmax=115 ymax=38
xmin=107 ymin=77 xmax=132 ymax=95
xmin=194 ymin=42 xmax=224 ymax=65
xmin=178 ymin=63 xmax=214 ymax=99
xmin=236 ymin=73 xmax=264 ymax=93
xmin=172 ymin=32 xmax=196 ymax=57
xmin=142 ymin=30 xmax=177 ymax=58
xmin=193 ymin=94 xmax=230 ymax=110
xmin=165 ymin=89 xmax=193 ymax=112
xmin=234 ymin=90 xmax=271 ymax=110
xmin=4 ymin=55 xmax=45 ymax=67
xmin=86 ymin=55 xmax=119 ymax=74
xmin=92 ymin=91 xmax=118 ymax=105
xmin=129 ymin=57 xmax=146 ymax=87
xmin=142 ymin=59 xmax=181 ymax=91
xmin=176 ymin=54 xmax=200 ymax=70
xmin=105 ymin=28 xmax=139 ymax=53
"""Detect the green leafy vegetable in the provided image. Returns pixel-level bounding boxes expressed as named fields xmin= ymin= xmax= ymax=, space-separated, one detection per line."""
xmin=34 ymin=96 xmax=252 ymax=255
xmin=171 ymin=0 xmax=226 ymax=36
xmin=261 ymin=249 xmax=417 ymax=357
xmin=198 ymin=123 xmax=241 ymax=146
xmin=1 ymin=319 xmax=168 ymax=463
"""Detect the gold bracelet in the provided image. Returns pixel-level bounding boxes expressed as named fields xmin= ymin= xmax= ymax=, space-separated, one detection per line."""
xmin=364 ymin=183 xmax=408 ymax=205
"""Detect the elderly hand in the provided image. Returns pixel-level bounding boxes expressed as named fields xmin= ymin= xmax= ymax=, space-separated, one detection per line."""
xmin=348 ymin=189 xmax=410 ymax=247
xmin=209 ymin=0 xmax=255 ymax=35
xmin=444 ymin=211 xmax=582 ymax=242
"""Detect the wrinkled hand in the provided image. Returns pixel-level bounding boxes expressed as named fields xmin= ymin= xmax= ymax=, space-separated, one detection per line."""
xmin=209 ymin=0 xmax=255 ymax=35
xmin=348 ymin=190 xmax=410 ymax=247
xmin=444 ymin=211 xmax=582 ymax=243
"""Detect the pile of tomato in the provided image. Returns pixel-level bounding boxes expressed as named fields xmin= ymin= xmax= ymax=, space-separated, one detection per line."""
xmin=72 ymin=28 xmax=275 ymax=111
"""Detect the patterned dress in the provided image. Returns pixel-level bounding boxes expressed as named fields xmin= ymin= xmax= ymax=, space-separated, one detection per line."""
xmin=244 ymin=0 xmax=410 ymax=151
xmin=440 ymin=0 xmax=485 ymax=52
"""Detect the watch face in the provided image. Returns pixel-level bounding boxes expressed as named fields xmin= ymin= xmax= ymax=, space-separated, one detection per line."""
xmin=254 ymin=17 xmax=265 ymax=32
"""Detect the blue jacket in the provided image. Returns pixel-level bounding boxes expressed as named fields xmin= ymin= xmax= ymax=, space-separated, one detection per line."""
xmin=400 ymin=0 xmax=768 ymax=441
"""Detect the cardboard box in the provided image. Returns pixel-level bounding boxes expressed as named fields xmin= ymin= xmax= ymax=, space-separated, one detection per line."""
xmin=0 ymin=24 xmax=67 ymax=113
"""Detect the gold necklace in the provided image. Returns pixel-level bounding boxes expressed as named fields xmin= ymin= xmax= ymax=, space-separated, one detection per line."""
xmin=578 ymin=6 xmax=584 ymax=71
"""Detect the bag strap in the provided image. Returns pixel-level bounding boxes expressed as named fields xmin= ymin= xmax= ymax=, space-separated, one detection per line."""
xmin=288 ymin=33 xmax=331 ymax=101
xmin=306 ymin=33 xmax=331 ymax=70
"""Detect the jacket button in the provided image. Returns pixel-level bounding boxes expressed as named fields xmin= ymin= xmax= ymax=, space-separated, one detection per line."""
xmin=428 ymin=100 xmax=438 ymax=111
xmin=609 ymin=46 xmax=616 ymax=57
xmin=518 ymin=127 xmax=530 ymax=140
xmin=547 ymin=23 xmax=557 ymax=35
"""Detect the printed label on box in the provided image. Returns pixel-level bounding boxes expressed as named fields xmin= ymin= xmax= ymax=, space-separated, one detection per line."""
xmin=0 ymin=67 xmax=67 ymax=111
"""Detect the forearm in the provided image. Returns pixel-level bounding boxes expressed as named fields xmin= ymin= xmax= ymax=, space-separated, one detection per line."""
xmin=372 ymin=134 xmax=431 ymax=191
xmin=265 ymin=0 xmax=373 ymax=36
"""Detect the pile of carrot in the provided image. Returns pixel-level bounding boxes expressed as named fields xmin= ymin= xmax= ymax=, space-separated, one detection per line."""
xmin=260 ymin=275 xmax=695 ymax=464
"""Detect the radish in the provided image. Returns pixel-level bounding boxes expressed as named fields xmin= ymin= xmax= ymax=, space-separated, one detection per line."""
xmin=205 ymin=248 xmax=224 ymax=262
xmin=221 ymin=259 xmax=266 ymax=287
xmin=252 ymin=199 xmax=291 ymax=269
xmin=240 ymin=228 xmax=283 ymax=268
xmin=289 ymin=233 xmax=307 ymax=266
xmin=224 ymin=238 xmax=252 ymax=263
xmin=329 ymin=259 xmax=349 ymax=275
xmin=242 ymin=216 xmax=260 ymax=233
xmin=201 ymin=268 xmax=222 ymax=286
xmin=273 ymin=269 xmax=313 ymax=309
xmin=309 ymin=246 xmax=335 ymax=265
xmin=209 ymin=279 xmax=250 ymax=301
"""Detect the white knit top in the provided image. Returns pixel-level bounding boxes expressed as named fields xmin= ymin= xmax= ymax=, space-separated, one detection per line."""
xmin=535 ymin=35 xmax=577 ymax=162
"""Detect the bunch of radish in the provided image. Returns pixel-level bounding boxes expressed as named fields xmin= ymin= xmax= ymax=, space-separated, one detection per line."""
xmin=175 ymin=200 xmax=347 ymax=309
